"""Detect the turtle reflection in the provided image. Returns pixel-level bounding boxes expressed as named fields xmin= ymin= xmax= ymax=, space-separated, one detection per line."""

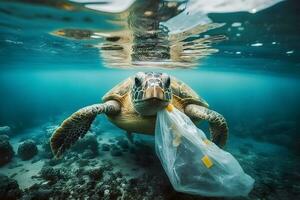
xmin=52 ymin=0 xmax=226 ymax=68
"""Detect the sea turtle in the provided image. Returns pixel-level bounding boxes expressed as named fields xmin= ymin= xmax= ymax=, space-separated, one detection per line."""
xmin=50 ymin=72 xmax=228 ymax=157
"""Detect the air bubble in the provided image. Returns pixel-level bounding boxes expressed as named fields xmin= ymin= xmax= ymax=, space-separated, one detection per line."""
xmin=231 ymin=22 xmax=242 ymax=27
xmin=251 ymin=43 xmax=263 ymax=47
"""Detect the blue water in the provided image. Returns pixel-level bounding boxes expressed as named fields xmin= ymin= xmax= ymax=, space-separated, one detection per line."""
xmin=0 ymin=0 xmax=299 ymax=199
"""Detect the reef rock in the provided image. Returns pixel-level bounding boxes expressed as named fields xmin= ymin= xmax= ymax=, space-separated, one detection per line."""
xmin=88 ymin=167 xmax=104 ymax=181
xmin=0 ymin=134 xmax=14 ymax=166
xmin=116 ymin=138 xmax=129 ymax=149
xmin=0 ymin=173 xmax=22 ymax=200
xmin=0 ymin=126 xmax=11 ymax=135
xmin=101 ymin=143 xmax=110 ymax=151
xmin=39 ymin=166 xmax=67 ymax=183
xmin=0 ymin=134 xmax=10 ymax=142
xmin=71 ymin=133 xmax=99 ymax=156
xmin=40 ymin=140 xmax=53 ymax=159
xmin=17 ymin=139 xmax=38 ymax=160
xmin=110 ymin=145 xmax=122 ymax=157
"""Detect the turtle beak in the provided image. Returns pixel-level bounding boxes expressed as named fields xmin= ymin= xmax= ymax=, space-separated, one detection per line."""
xmin=144 ymin=86 xmax=165 ymax=101
xmin=135 ymin=85 xmax=169 ymax=116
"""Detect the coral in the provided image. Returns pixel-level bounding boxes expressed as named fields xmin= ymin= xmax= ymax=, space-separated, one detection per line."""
xmin=71 ymin=133 xmax=99 ymax=156
xmin=0 ymin=173 xmax=22 ymax=200
xmin=39 ymin=166 xmax=67 ymax=183
xmin=101 ymin=159 xmax=114 ymax=171
xmin=17 ymin=139 xmax=38 ymax=160
xmin=3 ymin=120 xmax=299 ymax=200
xmin=22 ymin=183 xmax=56 ymax=200
xmin=0 ymin=134 xmax=14 ymax=166
xmin=88 ymin=167 xmax=104 ymax=181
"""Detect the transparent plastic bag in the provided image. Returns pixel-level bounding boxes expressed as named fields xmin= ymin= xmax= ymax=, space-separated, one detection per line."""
xmin=155 ymin=105 xmax=254 ymax=197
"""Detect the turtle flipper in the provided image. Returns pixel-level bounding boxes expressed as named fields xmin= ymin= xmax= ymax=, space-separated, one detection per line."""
xmin=50 ymin=100 xmax=120 ymax=158
xmin=184 ymin=104 xmax=228 ymax=148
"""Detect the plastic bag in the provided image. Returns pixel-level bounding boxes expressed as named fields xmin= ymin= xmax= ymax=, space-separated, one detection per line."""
xmin=155 ymin=104 xmax=254 ymax=197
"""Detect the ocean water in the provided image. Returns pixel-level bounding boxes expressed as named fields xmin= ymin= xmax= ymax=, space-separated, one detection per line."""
xmin=0 ymin=0 xmax=299 ymax=199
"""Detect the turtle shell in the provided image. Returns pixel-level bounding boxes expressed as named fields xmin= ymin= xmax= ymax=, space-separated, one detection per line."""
xmin=102 ymin=77 xmax=132 ymax=103
xmin=171 ymin=76 xmax=209 ymax=108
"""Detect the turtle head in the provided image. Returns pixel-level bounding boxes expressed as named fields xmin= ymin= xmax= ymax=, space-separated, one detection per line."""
xmin=131 ymin=72 xmax=172 ymax=116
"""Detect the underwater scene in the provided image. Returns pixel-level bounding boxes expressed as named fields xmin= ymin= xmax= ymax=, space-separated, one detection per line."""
xmin=0 ymin=0 xmax=300 ymax=199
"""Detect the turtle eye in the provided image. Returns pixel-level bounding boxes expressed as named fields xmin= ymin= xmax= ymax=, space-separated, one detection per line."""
xmin=135 ymin=77 xmax=141 ymax=87
xmin=165 ymin=77 xmax=171 ymax=88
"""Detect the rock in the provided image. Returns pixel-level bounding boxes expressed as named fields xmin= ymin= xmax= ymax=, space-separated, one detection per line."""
xmin=77 ymin=159 xmax=89 ymax=167
xmin=0 ymin=135 xmax=14 ymax=166
xmin=30 ymin=189 xmax=52 ymax=200
xmin=81 ymin=149 xmax=95 ymax=159
xmin=64 ymin=152 xmax=78 ymax=161
xmin=72 ymin=133 xmax=98 ymax=155
xmin=0 ymin=134 xmax=9 ymax=141
xmin=0 ymin=173 xmax=22 ymax=200
xmin=108 ymin=139 xmax=115 ymax=143
xmin=128 ymin=178 xmax=138 ymax=187
xmin=104 ymin=189 xmax=110 ymax=196
xmin=101 ymin=143 xmax=110 ymax=151
xmin=0 ymin=126 xmax=11 ymax=135
xmin=39 ymin=166 xmax=66 ymax=183
xmin=110 ymin=146 xmax=122 ymax=157
xmin=132 ymin=140 xmax=156 ymax=167
xmin=40 ymin=140 xmax=53 ymax=159
xmin=102 ymin=160 xmax=113 ymax=171
xmin=17 ymin=139 xmax=38 ymax=160
xmin=88 ymin=167 xmax=103 ymax=181
xmin=117 ymin=139 xmax=129 ymax=149
xmin=129 ymin=146 xmax=137 ymax=154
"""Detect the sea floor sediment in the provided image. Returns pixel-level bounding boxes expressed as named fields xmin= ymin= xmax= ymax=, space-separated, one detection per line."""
xmin=0 ymin=118 xmax=299 ymax=200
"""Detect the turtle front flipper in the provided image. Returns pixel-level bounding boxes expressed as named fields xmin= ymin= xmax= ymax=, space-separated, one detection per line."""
xmin=50 ymin=100 xmax=120 ymax=158
xmin=184 ymin=104 xmax=228 ymax=148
